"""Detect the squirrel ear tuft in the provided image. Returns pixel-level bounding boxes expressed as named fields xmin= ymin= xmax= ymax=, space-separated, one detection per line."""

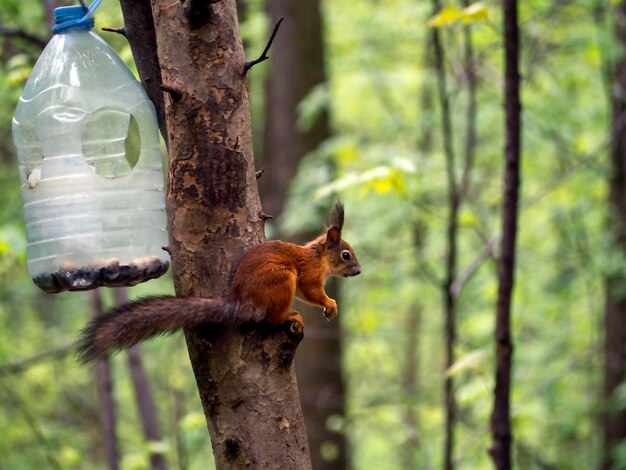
xmin=326 ymin=226 xmax=341 ymax=248
xmin=329 ymin=202 xmax=344 ymax=232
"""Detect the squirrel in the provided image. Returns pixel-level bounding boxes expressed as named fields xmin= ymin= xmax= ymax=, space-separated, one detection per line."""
xmin=76 ymin=203 xmax=361 ymax=363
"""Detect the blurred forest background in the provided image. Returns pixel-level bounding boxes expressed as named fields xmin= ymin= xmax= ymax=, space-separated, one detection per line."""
xmin=0 ymin=0 xmax=624 ymax=469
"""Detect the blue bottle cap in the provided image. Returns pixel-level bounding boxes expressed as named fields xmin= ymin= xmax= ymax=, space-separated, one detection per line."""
xmin=52 ymin=6 xmax=94 ymax=34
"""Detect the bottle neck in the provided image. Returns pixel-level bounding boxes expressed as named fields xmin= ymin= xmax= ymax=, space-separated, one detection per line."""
xmin=52 ymin=6 xmax=94 ymax=34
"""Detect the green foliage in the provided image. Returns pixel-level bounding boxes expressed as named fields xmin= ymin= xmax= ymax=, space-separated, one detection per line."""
xmin=0 ymin=0 xmax=620 ymax=469
xmin=280 ymin=0 xmax=613 ymax=468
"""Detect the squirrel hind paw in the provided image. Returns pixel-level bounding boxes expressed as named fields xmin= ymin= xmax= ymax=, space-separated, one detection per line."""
xmin=283 ymin=312 xmax=304 ymax=336
xmin=288 ymin=318 xmax=304 ymax=336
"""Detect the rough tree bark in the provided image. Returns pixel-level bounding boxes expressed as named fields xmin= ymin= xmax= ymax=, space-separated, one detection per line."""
xmin=118 ymin=1 xmax=313 ymax=468
xmin=260 ymin=2 xmax=347 ymax=469
xmin=603 ymin=2 xmax=626 ymax=467
xmin=489 ymin=0 xmax=521 ymax=468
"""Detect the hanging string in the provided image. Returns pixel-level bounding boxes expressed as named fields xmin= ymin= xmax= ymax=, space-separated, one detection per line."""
xmin=52 ymin=0 xmax=104 ymax=34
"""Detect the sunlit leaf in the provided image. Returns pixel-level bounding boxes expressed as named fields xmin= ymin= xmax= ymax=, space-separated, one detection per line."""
xmin=445 ymin=350 xmax=488 ymax=377
xmin=147 ymin=440 xmax=171 ymax=456
xmin=313 ymin=160 xmax=416 ymax=199
xmin=6 ymin=53 xmax=29 ymax=69
xmin=463 ymin=3 xmax=489 ymax=22
xmin=372 ymin=176 xmax=395 ymax=193
xmin=428 ymin=6 xmax=463 ymax=27
xmin=335 ymin=139 xmax=360 ymax=164
xmin=58 ymin=446 xmax=82 ymax=468
xmin=6 ymin=68 xmax=30 ymax=86
xmin=428 ymin=3 xmax=488 ymax=27
xmin=180 ymin=411 xmax=206 ymax=431
xmin=459 ymin=207 xmax=478 ymax=226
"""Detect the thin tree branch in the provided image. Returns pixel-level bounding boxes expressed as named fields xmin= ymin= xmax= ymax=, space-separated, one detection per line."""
xmin=0 ymin=381 xmax=62 ymax=470
xmin=243 ymin=16 xmax=284 ymax=74
xmin=0 ymin=24 xmax=48 ymax=49
xmin=450 ymin=236 xmax=499 ymax=298
xmin=161 ymin=84 xmax=183 ymax=101
xmin=0 ymin=345 xmax=73 ymax=376
xmin=102 ymin=26 xmax=127 ymax=37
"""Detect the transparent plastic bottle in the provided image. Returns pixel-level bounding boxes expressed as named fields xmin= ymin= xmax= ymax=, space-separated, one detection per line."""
xmin=12 ymin=5 xmax=169 ymax=293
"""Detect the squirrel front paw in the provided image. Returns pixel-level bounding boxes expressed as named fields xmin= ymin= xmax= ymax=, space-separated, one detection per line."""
xmin=323 ymin=300 xmax=338 ymax=320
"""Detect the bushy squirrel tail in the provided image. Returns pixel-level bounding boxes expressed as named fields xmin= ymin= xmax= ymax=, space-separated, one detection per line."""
xmin=76 ymin=295 xmax=262 ymax=363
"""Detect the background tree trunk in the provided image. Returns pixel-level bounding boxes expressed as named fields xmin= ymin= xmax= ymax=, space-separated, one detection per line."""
xmin=113 ymin=289 xmax=167 ymax=470
xmin=260 ymin=2 xmax=347 ymax=469
xmin=138 ymin=1 xmax=313 ymax=468
xmin=118 ymin=0 xmax=166 ymax=137
xmin=430 ymin=1 xmax=458 ymax=467
xmin=490 ymin=0 xmax=521 ymax=468
xmin=603 ymin=2 xmax=626 ymax=467
xmin=260 ymin=0 xmax=329 ymax=218
xmin=91 ymin=291 xmax=119 ymax=470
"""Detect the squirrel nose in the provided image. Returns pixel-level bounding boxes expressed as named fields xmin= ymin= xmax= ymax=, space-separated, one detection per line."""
xmin=354 ymin=268 xmax=362 ymax=276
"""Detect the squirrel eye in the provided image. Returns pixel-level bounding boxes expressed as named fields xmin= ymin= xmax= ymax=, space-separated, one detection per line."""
xmin=341 ymin=250 xmax=351 ymax=261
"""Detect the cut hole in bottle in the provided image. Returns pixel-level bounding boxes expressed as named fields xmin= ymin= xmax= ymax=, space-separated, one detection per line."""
xmin=125 ymin=114 xmax=140 ymax=170
xmin=82 ymin=108 xmax=141 ymax=178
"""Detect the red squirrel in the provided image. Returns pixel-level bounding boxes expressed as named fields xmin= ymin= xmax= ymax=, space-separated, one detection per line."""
xmin=77 ymin=203 xmax=361 ymax=362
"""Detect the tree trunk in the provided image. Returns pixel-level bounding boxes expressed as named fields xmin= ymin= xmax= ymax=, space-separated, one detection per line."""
xmin=293 ymin=280 xmax=346 ymax=470
xmin=401 ymin=305 xmax=423 ymax=470
xmin=603 ymin=3 xmax=626 ymax=467
xmin=91 ymin=290 xmax=120 ymax=470
xmin=430 ymin=1 xmax=458 ymax=467
xmin=142 ymin=1 xmax=312 ymax=468
xmin=118 ymin=0 xmax=166 ymax=138
xmin=260 ymin=0 xmax=329 ymax=218
xmin=489 ymin=0 xmax=521 ymax=468
xmin=260 ymin=2 xmax=346 ymax=469
xmin=113 ymin=289 xmax=167 ymax=470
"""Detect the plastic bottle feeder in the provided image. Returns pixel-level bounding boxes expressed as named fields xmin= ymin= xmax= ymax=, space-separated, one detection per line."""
xmin=12 ymin=3 xmax=169 ymax=293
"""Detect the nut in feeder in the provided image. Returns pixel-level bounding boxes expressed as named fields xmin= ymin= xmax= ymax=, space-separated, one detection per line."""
xmin=12 ymin=1 xmax=170 ymax=293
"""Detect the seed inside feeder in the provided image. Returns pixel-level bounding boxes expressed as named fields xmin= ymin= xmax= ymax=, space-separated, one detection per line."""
xmin=32 ymin=256 xmax=169 ymax=293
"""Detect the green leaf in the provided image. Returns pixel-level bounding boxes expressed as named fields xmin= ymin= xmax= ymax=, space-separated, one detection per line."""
xmin=463 ymin=3 xmax=489 ymax=22
xmin=297 ymin=83 xmax=330 ymax=133
xmin=445 ymin=350 xmax=488 ymax=377
xmin=428 ymin=6 xmax=463 ymax=27
xmin=313 ymin=159 xmax=416 ymax=200
xmin=428 ymin=3 xmax=489 ymax=28
xmin=147 ymin=440 xmax=171 ymax=456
